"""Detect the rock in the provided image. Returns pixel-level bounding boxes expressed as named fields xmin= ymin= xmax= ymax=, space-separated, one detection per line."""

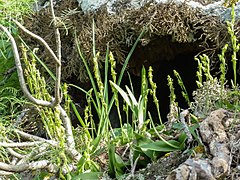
xmin=166 ymin=109 xmax=234 ymax=179
xmin=77 ymin=0 xmax=240 ymax=23
xmin=167 ymin=159 xmax=215 ymax=180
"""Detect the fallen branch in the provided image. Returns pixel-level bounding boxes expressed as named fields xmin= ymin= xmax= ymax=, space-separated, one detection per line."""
xmin=0 ymin=141 xmax=44 ymax=148
xmin=0 ymin=170 xmax=14 ymax=176
xmin=7 ymin=148 xmax=25 ymax=159
xmin=12 ymin=20 xmax=60 ymax=66
xmin=0 ymin=160 xmax=54 ymax=172
xmin=14 ymin=129 xmax=58 ymax=146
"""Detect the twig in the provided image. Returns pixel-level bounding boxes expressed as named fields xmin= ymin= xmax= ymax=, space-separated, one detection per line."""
xmin=0 ymin=23 xmax=79 ymax=155
xmin=14 ymin=129 xmax=58 ymax=146
xmin=50 ymin=0 xmax=61 ymax=106
xmin=13 ymin=20 xmax=60 ymax=66
xmin=3 ymin=66 xmax=16 ymax=76
xmin=0 ymin=160 xmax=53 ymax=172
xmin=7 ymin=148 xmax=25 ymax=159
xmin=0 ymin=170 xmax=14 ymax=176
xmin=11 ymin=157 xmax=18 ymax=165
xmin=58 ymin=105 xmax=75 ymax=149
xmin=17 ymin=143 xmax=49 ymax=165
xmin=0 ymin=7 xmax=81 ymax=171
xmin=0 ymin=141 xmax=45 ymax=147
xmin=15 ymin=128 xmax=81 ymax=161
xmin=14 ymin=19 xmax=61 ymax=106
xmin=0 ymin=25 xmax=52 ymax=107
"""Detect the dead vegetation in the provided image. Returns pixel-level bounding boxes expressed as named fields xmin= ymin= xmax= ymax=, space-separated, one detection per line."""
xmin=22 ymin=0 xmax=229 ymax=82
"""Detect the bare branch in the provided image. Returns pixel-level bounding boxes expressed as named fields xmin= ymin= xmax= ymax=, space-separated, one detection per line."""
xmin=0 ymin=7 xmax=81 ymax=172
xmin=0 ymin=160 xmax=54 ymax=172
xmin=0 ymin=141 xmax=44 ymax=147
xmin=0 ymin=162 xmax=28 ymax=172
xmin=7 ymin=148 xmax=25 ymax=159
xmin=50 ymin=0 xmax=62 ymax=106
xmin=15 ymin=128 xmax=81 ymax=162
xmin=13 ymin=20 xmax=60 ymax=66
xmin=58 ymin=105 xmax=75 ymax=149
xmin=0 ymin=170 xmax=14 ymax=176
xmin=11 ymin=157 xmax=19 ymax=165
xmin=0 ymin=24 xmax=79 ymax=153
xmin=0 ymin=25 xmax=52 ymax=107
xmin=14 ymin=129 xmax=58 ymax=146
xmin=17 ymin=144 xmax=49 ymax=165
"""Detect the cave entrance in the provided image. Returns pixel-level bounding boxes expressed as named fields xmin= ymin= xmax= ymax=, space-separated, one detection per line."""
xmin=126 ymin=36 xmax=202 ymax=122
xmin=68 ymin=36 xmax=203 ymax=127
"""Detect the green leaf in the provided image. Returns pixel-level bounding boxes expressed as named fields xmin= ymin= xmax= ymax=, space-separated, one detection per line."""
xmin=139 ymin=140 xmax=182 ymax=153
xmin=147 ymin=124 xmax=165 ymax=135
xmin=112 ymin=123 xmax=134 ymax=144
xmin=135 ymin=133 xmax=153 ymax=144
xmin=91 ymin=135 xmax=102 ymax=153
xmin=110 ymin=81 xmax=131 ymax=106
xmin=108 ymin=143 xmax=125 ymax=177
xmin=72 ymin=172 xmax=103 ymax=180
xmin=136 ymin=145 xmax=154 ymax=159
xmin=178 ymin=133 xmax=187 ymax=149
xmin=138 ymin=96 xmax=144 ymax=128
xmin=188 ymin=123 xmax=200 ymax=143
xmin=115 ymin=153 xmax=126 ymax=169
xmin=77 ymin=156 xmax=86 ymax=171
xmin=172 ymin=122 xmax=184 ymax=130
xmin=108 ymin=143 xmax=115 ymax=177
xmin=126 ymin=85 xmax=138 ymax=106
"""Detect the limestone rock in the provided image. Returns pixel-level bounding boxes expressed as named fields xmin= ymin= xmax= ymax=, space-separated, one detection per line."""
xmin=166 ymin=109 xmax=237 ymax=179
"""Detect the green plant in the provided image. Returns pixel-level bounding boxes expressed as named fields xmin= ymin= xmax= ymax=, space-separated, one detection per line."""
xmin=22 ymin=46 xmax=65 ymax=141
xmin=148 ymin=66 xmax=162 ymax=125
xmin=70 ymin=21 xmax=146 ymax=177
xmin=0 ymin=0 xmax=35 ymax=115
xmin=0 ymin=0 xmax=83 ymax=177
xmin=109 ymin=66 xmax=193 ymax=178
xmin=173 ymin=70 xmax=190 ymax=106
xmin=110 ymin=78 xmax=146 ymax=132
xmin=0 ymin=0 xmax=35 ymax=24
xmin=72 ymin=20 xmax=191 ymax=177
xmin=192 ymin=4 xmax=240 ymax=116
xmin=167 ymin=75 xmax=179 ymax=122
xmin=0 ymin=26 xmax=19 ymax=90
xmin=0 ymin=87 xmax=25 ymax=123
xmin=0 ymin=0 xmax=35 ymax=76
xmin=2 ymin=2 xmax=240 ymax=179
xmin=226 ymin=4 xmax=239 ymax=88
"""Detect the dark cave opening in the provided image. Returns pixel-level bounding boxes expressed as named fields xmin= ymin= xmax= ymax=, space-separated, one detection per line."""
xmin=126 ymin=37 xmax=201 ymax=123
xmin=68 ymin=36 xmax=203 ymax=127
xmin=125 ymin=52 xmax=198 ymax=123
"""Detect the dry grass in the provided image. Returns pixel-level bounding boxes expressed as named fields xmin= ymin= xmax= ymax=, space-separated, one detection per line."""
xmin=22 ymin=0 xmax=230 ymax=81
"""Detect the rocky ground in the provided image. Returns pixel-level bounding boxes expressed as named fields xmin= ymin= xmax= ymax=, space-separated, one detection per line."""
xmin=99 ymin=109 xmax=240 ymax=179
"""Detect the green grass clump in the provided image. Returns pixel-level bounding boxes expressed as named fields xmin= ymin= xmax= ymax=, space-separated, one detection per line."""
xmin=72 ymin=5 xmax=240 ymax=176
xmin=191 ymin=4 xmax=240 ymax=117
xmin=70 ymin=23 xmax=191 ymax=178
xmin=0 ymin=2 xmax=240 ymax=179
